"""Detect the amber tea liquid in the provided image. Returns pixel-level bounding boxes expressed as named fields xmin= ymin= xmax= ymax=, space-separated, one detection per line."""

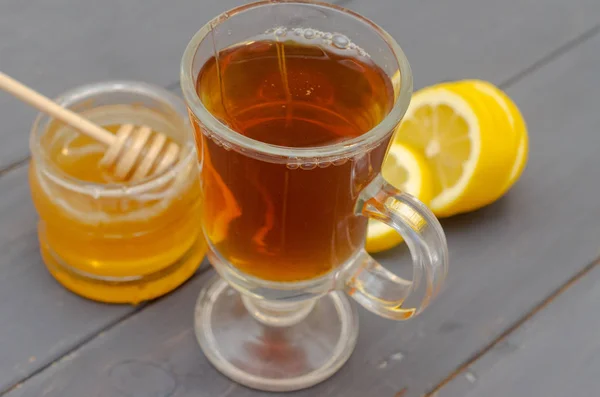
xmin=194 ymin=29 xmax=395 ymax=282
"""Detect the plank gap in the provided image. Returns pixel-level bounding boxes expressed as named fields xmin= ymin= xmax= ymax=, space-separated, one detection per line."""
xmin=0 ymin=303 xmax=148 ymax=396
xmin=422 ymin=256 xmax=600 ymax=397
xmin=499 ymin=23 xmax=600 ymax=89
xmin=0 ymin=156 xmax=30 ymax=179
xmin=0 ymin=267 xmax=212 ymax=396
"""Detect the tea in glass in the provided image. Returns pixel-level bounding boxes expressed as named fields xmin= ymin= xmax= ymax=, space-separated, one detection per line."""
xmin=195 ymin=30 xmax=395 ymax=281
xmin=29 ymin=82 xmax=206 ymax=304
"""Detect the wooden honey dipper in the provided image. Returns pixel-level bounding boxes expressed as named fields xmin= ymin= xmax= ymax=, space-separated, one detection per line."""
xmin=0 ymin=71 xmax=180 ymax=181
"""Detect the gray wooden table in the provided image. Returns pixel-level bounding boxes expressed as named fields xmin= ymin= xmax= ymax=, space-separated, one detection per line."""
xmin=1 ymin=1 xmax=600 ymax=396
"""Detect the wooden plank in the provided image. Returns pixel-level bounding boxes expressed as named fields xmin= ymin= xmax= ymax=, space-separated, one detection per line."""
xmin=0 ymin=166 xmax=136 ymax=391
xmin=8 ymin=30 xmax=600 ymax=396
xmin=437 ymin=263 xmax=600 ymax=397
xmin=1 ymin=0 xmax=599 ymax=169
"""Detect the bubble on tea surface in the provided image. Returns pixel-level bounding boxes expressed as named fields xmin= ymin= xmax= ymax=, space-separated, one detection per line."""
xmin=286 ymin=157 xmax=301 ymax=170
xmin=332 ymin=158 xmax=349 ymax=166
xmin=274 ymin=27 xmax=287 ymax=38
xmin=300 ymin=162 xmax=318 ymax=170
xmin=332 ymin=33 xmax=350 ymax=49
xmin=303 ymin=28 xmax=316 ymax=39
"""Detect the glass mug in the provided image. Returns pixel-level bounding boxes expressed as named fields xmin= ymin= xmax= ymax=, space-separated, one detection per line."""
xmin=181 ymin=0 xmax=448 ymax=391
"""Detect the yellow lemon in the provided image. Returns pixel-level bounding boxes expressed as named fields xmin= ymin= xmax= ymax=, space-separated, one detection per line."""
xmin=441 ymin=81 xmax=519 ymax=213
xmin=393 ymin=85 xmax=516 ymax=217
xmin=453 ymin=80 xmax=528 ymax=191
xmin=365 ymin=143 xmax=432 ymax=253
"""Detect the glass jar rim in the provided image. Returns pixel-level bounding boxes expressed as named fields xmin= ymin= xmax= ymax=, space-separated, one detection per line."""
xmin=180 ymin=0 xmax=413 ymax=164
xmin=29 ymin=80 xmax=197 ymax=197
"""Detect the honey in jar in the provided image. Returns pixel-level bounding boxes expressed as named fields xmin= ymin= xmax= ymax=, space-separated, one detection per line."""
xmin=28 ymin=82 xmax=205 ymax=303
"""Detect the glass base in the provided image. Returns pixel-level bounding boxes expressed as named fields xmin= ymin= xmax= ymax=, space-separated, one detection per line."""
xmin=194 ymin=276 xmax=359 ymax=392
xmin=40 ymin=236 xmax=206 ymax=304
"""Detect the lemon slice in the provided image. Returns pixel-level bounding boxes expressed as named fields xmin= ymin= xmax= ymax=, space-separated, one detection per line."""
xmin=365 ymin=143 xmax=432 ymax=253
xmin=393 ymin=86 xmax=516 ymax=217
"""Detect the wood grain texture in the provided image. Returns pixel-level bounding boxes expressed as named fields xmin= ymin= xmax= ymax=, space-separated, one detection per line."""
xmin=437 ymin=263 xmax=600 ymax=397
xmin=1 ymin=0 xmax=599 ymax=169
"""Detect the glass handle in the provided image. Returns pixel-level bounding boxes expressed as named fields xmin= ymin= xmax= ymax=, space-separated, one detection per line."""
xmin=348 ymin=174 xmax=449 ymax=320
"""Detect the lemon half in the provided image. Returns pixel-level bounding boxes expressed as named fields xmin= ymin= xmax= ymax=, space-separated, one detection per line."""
xmin=393 ymin=86 xmax=516 ymax=217
xmin=365 ymin=143 xmax=432 ymax=253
